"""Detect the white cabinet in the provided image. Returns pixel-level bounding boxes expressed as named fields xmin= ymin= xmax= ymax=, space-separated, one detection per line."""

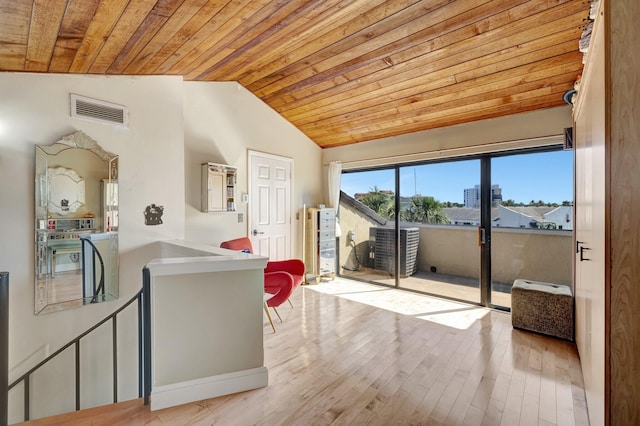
xmin=201 ymin=163 xmax=236 ymax=212
xmin=304 ymin=207 xmax=336 ymax=280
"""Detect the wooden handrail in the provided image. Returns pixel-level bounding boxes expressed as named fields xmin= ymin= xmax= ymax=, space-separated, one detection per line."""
xmin=7 ymin=288 xmax=144 ymax=422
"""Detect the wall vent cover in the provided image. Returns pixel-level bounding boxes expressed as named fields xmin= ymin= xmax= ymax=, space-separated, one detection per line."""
xmin=70 ymin=94 xmax=128 ymax=127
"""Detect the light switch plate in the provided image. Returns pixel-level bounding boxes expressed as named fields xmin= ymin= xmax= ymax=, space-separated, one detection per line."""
xmin=238 ymin=213 xmax=243 ymax=223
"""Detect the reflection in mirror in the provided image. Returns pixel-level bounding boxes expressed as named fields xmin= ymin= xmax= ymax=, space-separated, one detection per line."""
xmin=47 ymin=167 xmax=86 ymax=215
xmin=35 ymin=131 xmax=119 ymax=315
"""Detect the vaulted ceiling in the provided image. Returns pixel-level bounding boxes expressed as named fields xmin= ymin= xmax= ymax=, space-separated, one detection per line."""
xmin=0 ymin=0 xmax=589 ymax=148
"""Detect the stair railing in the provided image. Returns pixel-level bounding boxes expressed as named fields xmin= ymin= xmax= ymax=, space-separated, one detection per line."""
xmin=1 ymin=272 xmax=9 ymax=426
xmin=4 ymin=268 xmax=152 ymax=423
xmin=80 ymin=236 xmax=106 ymax=303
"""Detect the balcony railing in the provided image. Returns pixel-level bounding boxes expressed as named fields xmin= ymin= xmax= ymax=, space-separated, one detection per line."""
xmin=338 ymin=201 xmax=572 ymax=306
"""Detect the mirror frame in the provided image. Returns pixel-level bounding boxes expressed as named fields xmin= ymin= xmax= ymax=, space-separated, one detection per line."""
xmin=34 ymin=131 xmax=119 ymax=314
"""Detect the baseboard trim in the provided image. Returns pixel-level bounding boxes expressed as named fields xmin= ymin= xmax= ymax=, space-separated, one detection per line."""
xmin=150 ymin=366 xmax=268 ymax=411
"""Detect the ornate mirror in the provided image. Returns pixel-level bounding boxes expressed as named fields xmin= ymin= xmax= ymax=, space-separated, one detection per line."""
xmin=34 ymin=131 xmax=119 ymax=314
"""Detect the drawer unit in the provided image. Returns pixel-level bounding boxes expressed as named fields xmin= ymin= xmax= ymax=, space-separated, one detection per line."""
xmin=304 ymin=207 xmax=336 ymax=281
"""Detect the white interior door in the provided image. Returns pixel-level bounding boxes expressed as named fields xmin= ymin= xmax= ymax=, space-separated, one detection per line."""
xmin=248 ymin=151 xmax=292 ymax=260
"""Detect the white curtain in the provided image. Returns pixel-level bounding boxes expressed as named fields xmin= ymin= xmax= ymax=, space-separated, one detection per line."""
xmin=327 ymin=161 xmax=342 ymax=237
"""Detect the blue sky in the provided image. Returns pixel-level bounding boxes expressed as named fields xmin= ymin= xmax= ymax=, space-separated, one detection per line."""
xmin=341 ymin=150 xmax=574 ymax=204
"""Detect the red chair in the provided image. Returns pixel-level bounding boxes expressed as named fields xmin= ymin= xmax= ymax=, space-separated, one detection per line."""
xmin=220 ymin=237 xmax=305 ymax=331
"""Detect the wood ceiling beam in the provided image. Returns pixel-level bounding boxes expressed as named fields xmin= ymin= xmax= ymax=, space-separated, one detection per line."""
xmin=268 ymin=2 xmax=586 ymax=112
xmin=68 ymin=0 xmax=131 ymax=73
xmin=240 ymin=0 xmax=424 ymax=89
xmin=315 ymin=93 xmax=566 ymax=148
xmin=299 ymin=65 xmax=579 ymax=136
xmin=24 ymin=0 xmax=68 ymax=72
xmin=261 ymin=0 xmax=510 ymax=104
xmin=105 ymin=0 xmax=187 ymax=74
xmin=186 ymin=0 xmax=326 ymax=81
xmin=203 ymin=0 xmax=365 ymax=82
xmin=89 ymin=0 xmax=160 ymax=74
xmin=122 ymin=0 xmax=214 ymax=74
xmin=0 ymin=1 xmax=32 ymax=71
xmin=286 ymin=33 xmax=579 ymax=126
xmin=248 ymin=0 xmax=469 ymax=96
xmin=152 ymin=0 xmax=265 ymax=75
xmin=48 ymin=0 xmax=101 ymax=73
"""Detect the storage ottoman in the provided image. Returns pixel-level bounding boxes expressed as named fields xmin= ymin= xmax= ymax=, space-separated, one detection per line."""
xmin=511 ymin=279 xmax=574 ymax=340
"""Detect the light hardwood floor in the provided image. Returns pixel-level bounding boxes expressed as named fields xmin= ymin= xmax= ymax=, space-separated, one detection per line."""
xmin=22 ymin=278 xmax=589 ymax=425
xmin=340 ymin=269 xmax=513 ymax=308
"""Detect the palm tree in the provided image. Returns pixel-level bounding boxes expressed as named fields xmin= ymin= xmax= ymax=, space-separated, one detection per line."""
xmin=401 ymin=196 xmax=450 ymax=224
xmin=359 ymin=186 xmax=394 ymax=219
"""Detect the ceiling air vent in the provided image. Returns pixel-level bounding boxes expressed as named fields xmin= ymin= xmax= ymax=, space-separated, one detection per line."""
xmin=70 ymin=94 xmax=128 ymax=127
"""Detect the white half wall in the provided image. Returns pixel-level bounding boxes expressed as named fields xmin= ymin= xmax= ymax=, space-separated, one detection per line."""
xmin=183 ymin=82 xmax=323 ymax=257
xmin=0 ymin=73 xmax=185 ymax=421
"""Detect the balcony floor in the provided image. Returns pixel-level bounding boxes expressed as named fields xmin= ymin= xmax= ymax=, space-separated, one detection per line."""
xmin=339 ymin=267 xmax=512 ymax=308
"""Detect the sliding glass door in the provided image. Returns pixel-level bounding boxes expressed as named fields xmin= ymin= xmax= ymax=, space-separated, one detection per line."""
xmin=338 ymin=147 xmax=573 ymax=310
xmin=397 ymin=160 xmax=482 ymax=304
xmin=490 ymin=150 xmax=574 ymax=308
xmin=339 ymin=168 xmax=397 ymax=287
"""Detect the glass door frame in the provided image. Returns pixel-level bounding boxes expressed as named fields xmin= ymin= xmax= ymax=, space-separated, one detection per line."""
xmin=338 ymin=145 xmax=568 ymax=310
xmin=480 ymin=155 xmax=491 ymax=307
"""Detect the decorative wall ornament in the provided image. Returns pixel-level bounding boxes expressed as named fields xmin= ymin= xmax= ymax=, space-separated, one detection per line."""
xmin=144 ymin=204 xmax=164 ymax=225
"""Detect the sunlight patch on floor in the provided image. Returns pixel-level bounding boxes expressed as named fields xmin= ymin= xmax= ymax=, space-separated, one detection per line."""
xmin=305 ymin=277 xmax=490 ymax=330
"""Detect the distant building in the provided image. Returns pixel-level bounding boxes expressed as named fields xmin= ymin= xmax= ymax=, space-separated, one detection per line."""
xmin=442 ymin=205 xmax=573 ymax=230
xmin=443 ymin=207 xmax=499 ymax=226
xmin=494 ymin=205 xmax=573 ymax=230
xmin=542 ymin=206 xmax=573 ymax=230
xmin=463 ymin=184 xmax=502 ymax=208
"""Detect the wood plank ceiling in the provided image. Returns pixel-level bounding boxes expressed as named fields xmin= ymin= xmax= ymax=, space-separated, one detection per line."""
xmin=0 ymin=0 xmax=590 ymax=148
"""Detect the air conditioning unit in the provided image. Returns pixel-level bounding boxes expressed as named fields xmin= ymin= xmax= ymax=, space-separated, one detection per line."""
xmin=369 ymin=227 xmax=419 ymax=276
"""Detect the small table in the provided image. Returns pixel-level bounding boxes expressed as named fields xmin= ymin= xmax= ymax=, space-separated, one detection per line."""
xmin=48 ymin=240 xmax=82 ymax=277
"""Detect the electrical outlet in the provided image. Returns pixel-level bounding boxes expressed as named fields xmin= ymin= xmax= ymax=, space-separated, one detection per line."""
xmin=238 ymin=213 xmax=243 ymax=223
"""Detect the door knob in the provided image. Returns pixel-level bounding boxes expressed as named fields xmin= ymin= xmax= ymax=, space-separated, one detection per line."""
xmin=252 ymin=229 xmax=264 ymax=236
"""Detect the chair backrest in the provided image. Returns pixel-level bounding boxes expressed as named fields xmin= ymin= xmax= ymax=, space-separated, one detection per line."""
xmin=220 ymin=237 xmax=253 ymax=253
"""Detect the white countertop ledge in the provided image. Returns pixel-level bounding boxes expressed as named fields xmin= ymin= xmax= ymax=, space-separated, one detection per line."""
xmin=145 ymin=240 xmax=268 ymax=276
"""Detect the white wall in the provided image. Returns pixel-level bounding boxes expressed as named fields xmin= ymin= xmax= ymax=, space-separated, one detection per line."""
xmin=0 ymin=73 xmax=185 ymax=420
xmin=183 ymin=82 xmax=323 ymax=257
xmin=0 ymin=74 xmax=323 ymax=421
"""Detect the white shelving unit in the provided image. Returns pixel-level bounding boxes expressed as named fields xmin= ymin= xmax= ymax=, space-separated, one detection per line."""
xmin=201 ymin=162 xmax=236 ymax=212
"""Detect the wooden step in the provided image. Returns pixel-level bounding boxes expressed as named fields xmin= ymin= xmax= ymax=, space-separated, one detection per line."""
xmin=20 ymin=399 xmax=154 ymax=425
